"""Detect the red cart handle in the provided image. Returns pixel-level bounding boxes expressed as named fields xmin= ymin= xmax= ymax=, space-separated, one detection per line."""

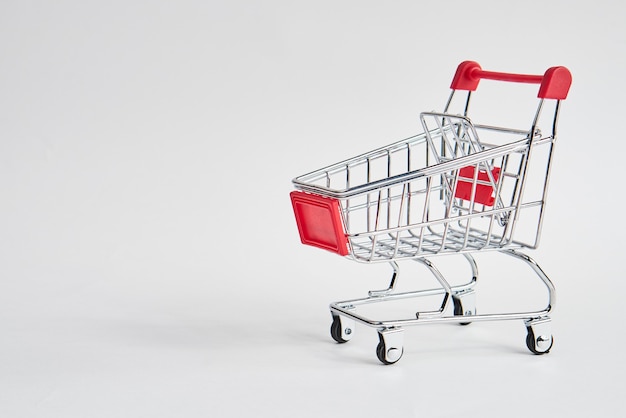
xmin=450 ymin=61 xmax=572 ymax=100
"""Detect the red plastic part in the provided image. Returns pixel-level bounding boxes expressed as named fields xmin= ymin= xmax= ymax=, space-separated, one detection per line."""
xmin=290 ymin=191 xmax=349 ymax=256
xmin=450 ymin=61 xmax=572 ymax=99
xmin=454 ymin=166 xmax=501 ymax=206
xmin=450 ymin=61 xmax=483 ymax=91
xmin=537 ymin=66 xmax=572 ymax=100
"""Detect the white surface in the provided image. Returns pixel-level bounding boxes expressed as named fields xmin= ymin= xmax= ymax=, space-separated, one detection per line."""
xmin=1 ymin=1 xmax=624 ymax=417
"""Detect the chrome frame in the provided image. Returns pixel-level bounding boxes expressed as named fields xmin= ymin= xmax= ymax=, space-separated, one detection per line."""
xmin=329 ymin=250 xmax=554 ymax=328
xmin=292 ymin=79 xmax=564 ymax=364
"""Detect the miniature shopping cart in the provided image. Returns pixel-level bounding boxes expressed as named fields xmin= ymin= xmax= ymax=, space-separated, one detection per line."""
xmin=290 ymin=61 xmax=572 ymax=364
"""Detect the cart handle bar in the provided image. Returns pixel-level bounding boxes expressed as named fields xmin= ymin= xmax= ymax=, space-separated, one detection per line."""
xmin=451 ymin=61 xmax=572 ymax=100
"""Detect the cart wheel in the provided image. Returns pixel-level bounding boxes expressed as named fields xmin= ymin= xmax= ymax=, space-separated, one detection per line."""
xmin=376 ymin=341 xmax=403 ymax=365
xmin=525 ymin=327 xmax=553 ymax=355
xmin=376 ymin=330 xmax=404 ymax=365
xmin=330 ymin=315 xmax=353 ymax=344
xmin=452 ymin=294 xmax=474 ymax=326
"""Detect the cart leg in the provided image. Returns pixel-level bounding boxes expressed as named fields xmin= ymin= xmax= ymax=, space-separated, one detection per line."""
xmin=452 ymin=289 xmax=476 ymax=325
xmin=525 ymin=317 xmax=553 ymax=354
xmin=501 ymin=249 xmax=555 ymax=313
xmin=330 ymin=312 xmax=355 ymax=344
xmin=460 ymin=253 xmax=479 ymax=290
xmin=368 ymin=261 xmax=400 ymax=297
xmin=376 ymin=328 xmax=404 ymax=365
xmin=413 ymin=258 xmax=451 ymax=318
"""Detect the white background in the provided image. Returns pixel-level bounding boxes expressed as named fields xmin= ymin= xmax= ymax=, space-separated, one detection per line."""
xmin=1 ymin=1 xmax=624 ymax=417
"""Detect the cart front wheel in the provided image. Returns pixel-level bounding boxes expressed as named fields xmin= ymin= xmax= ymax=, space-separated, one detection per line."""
xmin=376 ymin=329 xmax=404 ymax=365
xmin=376 ymin=341 xmax=403 ymax=365
xmin=525 ymin=327 xmax=553 ymax=355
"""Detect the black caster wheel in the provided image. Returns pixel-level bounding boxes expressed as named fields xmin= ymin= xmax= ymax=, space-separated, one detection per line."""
xmin=330 ymin=315 xmax=352 ymax=344
xmin=525 ymin=327 xmax=553 ymax=355
xmin=376 ymin=334 xmax=403 ymax=365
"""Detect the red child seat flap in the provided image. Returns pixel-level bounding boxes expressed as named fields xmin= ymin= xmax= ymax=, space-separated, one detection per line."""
xmin=454 ymin=166 xmax=501 ymax=206
xmin=290 ymin=191 xmax=349 ymax=256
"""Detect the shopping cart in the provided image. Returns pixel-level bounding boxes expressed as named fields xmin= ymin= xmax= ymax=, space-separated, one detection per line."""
xmin=290 ymin=61 xmax=571 ymax=364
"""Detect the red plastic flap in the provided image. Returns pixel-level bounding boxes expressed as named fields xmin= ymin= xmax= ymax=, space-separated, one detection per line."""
xmin=290 ymin=191 xmax=349 ymax=256
xmin=454 ymin=166 xmax=501 ymax=206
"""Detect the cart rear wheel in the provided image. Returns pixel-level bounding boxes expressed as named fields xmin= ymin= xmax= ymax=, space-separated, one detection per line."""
xmin=330 ymin=315 xmax=350 ymax=344
xmin=525 ymin=327 xmax=553 ymax=355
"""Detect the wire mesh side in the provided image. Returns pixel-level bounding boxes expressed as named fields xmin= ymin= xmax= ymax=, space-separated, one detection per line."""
xmin=338 ymin=128 xmax=554 ymax=263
